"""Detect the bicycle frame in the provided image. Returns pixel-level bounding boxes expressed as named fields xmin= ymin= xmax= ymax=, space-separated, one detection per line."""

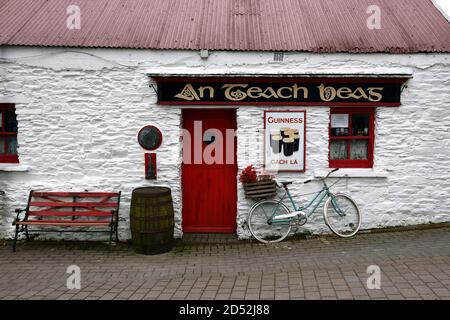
xmin=270 ymin=179 xmax=343 ymax=224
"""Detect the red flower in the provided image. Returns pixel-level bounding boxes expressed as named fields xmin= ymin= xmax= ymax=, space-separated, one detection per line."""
xmin=239 ymin=165 xmax=257 ymax=183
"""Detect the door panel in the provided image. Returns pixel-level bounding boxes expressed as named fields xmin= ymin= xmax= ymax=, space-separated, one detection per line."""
xmin=182 ymin=109 xmax=237 ymax=233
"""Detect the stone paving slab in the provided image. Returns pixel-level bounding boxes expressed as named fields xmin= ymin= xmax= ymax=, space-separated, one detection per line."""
xmin=0 ymin=228 xmax=449 ymax=300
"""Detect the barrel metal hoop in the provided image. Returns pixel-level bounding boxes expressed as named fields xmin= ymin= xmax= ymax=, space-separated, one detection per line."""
xmin=130 ymin=200 xmax=172 ymax=207
xmin=130 ymin=215 xmax=173 ymax=222
xmin=136 ymin=226 xmax=174 ymax=234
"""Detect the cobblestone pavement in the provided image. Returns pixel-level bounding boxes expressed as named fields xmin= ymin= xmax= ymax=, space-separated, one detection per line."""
xmin=1 ymin=228 xmax=449 ymax=300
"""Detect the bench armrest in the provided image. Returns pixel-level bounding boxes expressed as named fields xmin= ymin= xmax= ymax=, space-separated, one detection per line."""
xmin=111 ymin=210 xmax=121 ymax=220
xmin=111 ymin=209 xmax=125 ymax=223
xmin=13 ymin=208 xmax=27 ymax=225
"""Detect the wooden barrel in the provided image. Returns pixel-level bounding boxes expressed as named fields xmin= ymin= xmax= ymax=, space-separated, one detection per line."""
xmin=130 ymin=187 xmax=174 ymax=255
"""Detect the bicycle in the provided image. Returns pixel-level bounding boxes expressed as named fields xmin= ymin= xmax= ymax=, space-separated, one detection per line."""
xmin=247 ymin=168 xmax=362 ymax=243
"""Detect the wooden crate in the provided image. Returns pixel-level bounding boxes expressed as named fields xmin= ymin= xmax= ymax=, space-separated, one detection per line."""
xmin=243 ymin=180 xmax=277 ymax=199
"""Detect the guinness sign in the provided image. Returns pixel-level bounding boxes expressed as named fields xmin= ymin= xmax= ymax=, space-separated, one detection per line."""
xmin=153 ymin=77 xmax=407 ymax=106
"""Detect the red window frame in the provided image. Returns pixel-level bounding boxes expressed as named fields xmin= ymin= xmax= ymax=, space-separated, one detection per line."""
xmin=0 ymin=104 xmax=19 ymax=163
xmin=329 ymin=108 xmax=375 ymax=168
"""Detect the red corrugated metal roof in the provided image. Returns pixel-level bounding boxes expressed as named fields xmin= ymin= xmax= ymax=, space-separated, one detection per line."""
xmin=0 ymin=0 xmax=449 ymax=53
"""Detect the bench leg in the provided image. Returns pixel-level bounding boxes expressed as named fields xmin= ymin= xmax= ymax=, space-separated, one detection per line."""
xmin=115 ymin=221 xmax=119 ymax=242
xmin=25 ymin=225 xmax=30 ymax=242
xmin=12 ymin=225 xmax=20 ymax=252
xmin=109 ymin=223 xmax=114 ymax=245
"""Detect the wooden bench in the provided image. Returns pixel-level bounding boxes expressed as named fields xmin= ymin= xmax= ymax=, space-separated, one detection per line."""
xmin=12 ymin=191 xmax=121 ymax=251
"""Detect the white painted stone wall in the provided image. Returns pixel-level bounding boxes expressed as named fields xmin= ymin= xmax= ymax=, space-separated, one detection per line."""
xmin=1 ymin=46 xmax=449 ymax=240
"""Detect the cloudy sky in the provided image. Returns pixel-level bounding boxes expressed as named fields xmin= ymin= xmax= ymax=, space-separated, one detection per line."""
xmin=434 ymin=0 xmax=450 ymax=18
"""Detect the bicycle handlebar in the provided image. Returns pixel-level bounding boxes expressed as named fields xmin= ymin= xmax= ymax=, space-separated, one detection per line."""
xmin=303 ymin=168 xmax=339 ymax=184
xmin=325 ymin=168 xmax=339 ymax=179
xmin=277 ymin=169 xmax=340 ymax=187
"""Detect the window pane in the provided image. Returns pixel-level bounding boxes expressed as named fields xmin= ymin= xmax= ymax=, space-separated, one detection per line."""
xmin=330 ymin=140 xmax=348 ymax=160
xmin=4 ymin=110 xmax=18 ymax=133
xmin=350 ymin=140 xmax=368 ymax=160
xmin=352 ymin=113 xmax=369 ymax=136
xmin=330 ymin=113 xmax=349 ymax=137
xmin=0 ymin=137 xmax=4 ymax=155
xmin=6 ymin=136 xmax=17 ymax=155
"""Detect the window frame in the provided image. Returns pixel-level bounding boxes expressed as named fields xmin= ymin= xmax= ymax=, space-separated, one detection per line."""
xmin=0 ymin=104 xmax=19 ymax=163
xmin=329 ymin=107 xmax=375 ymax=169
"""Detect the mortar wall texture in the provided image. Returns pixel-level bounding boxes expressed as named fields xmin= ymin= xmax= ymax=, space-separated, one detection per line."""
xmin=0 ymin=47 xmax=449 ymax=240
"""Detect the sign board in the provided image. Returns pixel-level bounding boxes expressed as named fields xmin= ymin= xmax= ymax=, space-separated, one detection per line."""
xmin=138 ymin=125 xmax=162 ymax=151
xmin=153 ymin=77 xmax=407 ymax=106
xmin=145 ymin=153 xmax=157 ymax=179
xmin=264 ymin=111 xmax=306 ymax=172
xmin=330 ymin=114 xmax=349 ymax=128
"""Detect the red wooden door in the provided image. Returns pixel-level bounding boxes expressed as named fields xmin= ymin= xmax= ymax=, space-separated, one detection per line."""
xmin=182 ymin=109 xmax=237 ymax=233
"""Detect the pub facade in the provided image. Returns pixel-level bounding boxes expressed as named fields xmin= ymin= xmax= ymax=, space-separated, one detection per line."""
xmin=1 ymin=0 xmax=450 ymax=240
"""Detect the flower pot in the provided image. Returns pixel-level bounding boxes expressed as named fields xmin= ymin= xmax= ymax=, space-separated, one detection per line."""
xmin=243 ymin=180 xmax=277 ymax=199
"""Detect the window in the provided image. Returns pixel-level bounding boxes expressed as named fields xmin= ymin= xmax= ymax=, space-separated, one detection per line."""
xmin=0 ymin=104 xmax=19 ymax=163
xmin=329 ymin=108 xmax=374 ymax=168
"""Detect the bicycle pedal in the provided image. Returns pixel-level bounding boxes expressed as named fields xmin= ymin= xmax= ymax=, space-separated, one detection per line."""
xmin=293 ymin=214 xmax=307 ymax=226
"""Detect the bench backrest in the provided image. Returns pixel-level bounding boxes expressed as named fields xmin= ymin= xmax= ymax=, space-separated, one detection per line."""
xmin=25 ymin=191 xmax=121 ymax=220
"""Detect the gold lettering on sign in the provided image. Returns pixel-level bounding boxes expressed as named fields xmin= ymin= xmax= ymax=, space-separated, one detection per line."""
xmin=352 ymin=87 xmax=369 ymax=100
xmin=261 ymin=87 xmax=278 ymax=99
xmin=173 ymin=82 xmax=385 ymax=102
xmin=292 ymin=84 xmax=308 ymax=99
xmin=175 ymin=84 xmax=201 ymax=101
xmin=367 ymin=87 xmax=383 ymax=102
xmin=222 ymin=84 xmax=249 ymax=101
xmin=222 ymin=84 xmax=309 ymax=101
xmin=277 ymin=86 xmax=293 ymax=98
xmin=198 ymin=86 xmax=214 ymax=98
xmin=318 ymin=84 xmax=384 ymax=102
xmin=336 ymin=87 xmax=353 ymax=99
xmin=318 ymin=84 xmax=336 ymax=102
xmin=247 ymin=86 xmax=263 ymax=98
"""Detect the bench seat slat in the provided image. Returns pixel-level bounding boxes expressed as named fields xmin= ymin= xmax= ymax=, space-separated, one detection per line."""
xmin=32 ymin=192 xmax=120 ymax=197
xmin=29 ymin=202 xmax=119 ymax=208
xmin=17 ymin=220 xmax=111 ymax=226
xmin=28 ymin=211 xmax=113 ymax=217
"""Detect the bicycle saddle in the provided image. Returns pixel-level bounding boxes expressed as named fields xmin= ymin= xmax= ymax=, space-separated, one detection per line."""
xmin=279 ymin=181 xmax=293 ymax=187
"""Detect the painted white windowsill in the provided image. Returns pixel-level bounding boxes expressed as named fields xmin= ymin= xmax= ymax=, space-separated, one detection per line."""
xmin=0 ymin=164 xmax=29 ymax=172
xmin=314 ymin=168 xmax=388 ymax=179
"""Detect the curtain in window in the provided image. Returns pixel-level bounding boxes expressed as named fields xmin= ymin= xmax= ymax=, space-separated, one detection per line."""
xmin=330 ymin=140 xmax=347 ymax=160
xmin=350 ymin=140 xmax=368 ymax=160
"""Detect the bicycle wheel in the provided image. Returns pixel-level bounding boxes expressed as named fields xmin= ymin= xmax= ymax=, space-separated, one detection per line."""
xmin=323 ymin=193 xmax=361 ymax=238
xmin=248 ymin=199 xmax=292 ymax=243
